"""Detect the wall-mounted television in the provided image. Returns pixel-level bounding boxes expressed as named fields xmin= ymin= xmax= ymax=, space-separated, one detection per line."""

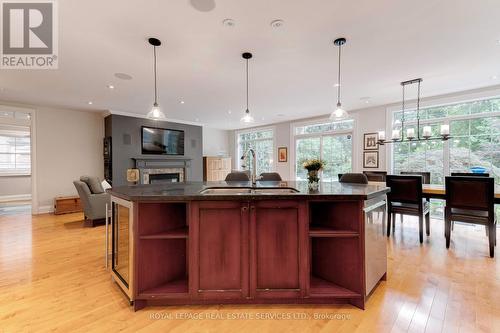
xmin=141 ymin=126 xmax=185 ymax=155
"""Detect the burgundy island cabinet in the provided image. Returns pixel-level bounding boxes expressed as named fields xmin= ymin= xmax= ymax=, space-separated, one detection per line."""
xmin=107 ymin=181 xmax=390 ymax=311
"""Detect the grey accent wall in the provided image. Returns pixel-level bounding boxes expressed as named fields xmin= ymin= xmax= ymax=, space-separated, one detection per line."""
xmin=105 ymin=115 xmax=203 ymax=186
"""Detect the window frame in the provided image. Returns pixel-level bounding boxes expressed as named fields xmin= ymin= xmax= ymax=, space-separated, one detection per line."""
xmin=0 ymin=127 xmax=31 ymax=177
xmin=234 ymin=126 xmax=276 ymax=172
xmin=291 ymin=117 xmax=355 ymax=180
xmin=389 ymin=96 xmax=500 ymax=180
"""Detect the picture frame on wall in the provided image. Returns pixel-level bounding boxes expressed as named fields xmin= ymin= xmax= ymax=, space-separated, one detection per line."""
xmin=364 ymin=133 xmax=379 ymax=150
xmin=363 ymin=151 xmax=379 ymax=168
xmin=278 ymin=147 xmax=288 ymax=162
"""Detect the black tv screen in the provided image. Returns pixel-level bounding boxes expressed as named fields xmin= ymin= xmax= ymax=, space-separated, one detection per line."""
xmin=141 ymin=126 xmax=185 ymax=155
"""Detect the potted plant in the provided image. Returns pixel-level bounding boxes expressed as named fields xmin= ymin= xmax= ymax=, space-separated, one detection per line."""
xmin=302 ymin=159 xmax=325 ymax=190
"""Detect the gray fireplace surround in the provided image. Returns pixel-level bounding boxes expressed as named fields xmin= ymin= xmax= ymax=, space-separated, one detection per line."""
xmin=133 ymin=157 xmax=191 ymax=185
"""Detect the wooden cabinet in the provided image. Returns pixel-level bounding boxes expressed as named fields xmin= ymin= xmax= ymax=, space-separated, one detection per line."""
xmin=203 ymin=156 xmax=231 ymax=181
xmin=115 ymin=195 xmax=382 ymax=311
xmin=250 ymin=200 xmax=308 ymax=298
xmin=54 ymin=196 xmax=82 ymax=215
xmin=190 ymin=201 xmax=249 ymax=299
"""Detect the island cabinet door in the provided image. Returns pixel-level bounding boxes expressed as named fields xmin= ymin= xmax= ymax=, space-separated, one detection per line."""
xmin=190 ymin=201 xmax=249 ymax=299
xmin=249 ymin=200 xmax=308 ymax=299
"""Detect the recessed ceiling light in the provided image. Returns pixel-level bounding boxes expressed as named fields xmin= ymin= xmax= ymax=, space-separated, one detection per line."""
xmin=114 ymin=73 xmax=133 ymax=80
xmin=333 ymin=83 xmax=340 ymax=87
xmin=270 ymin=19 xmax=284 ymax=29
xmin=222 ymin=18 xmax=235 ymax=27
xmin=228 ymin=110 xmax=232 ymax=114
xmin=87 ymin=101 xmax=93 ymax=105
xmin=107 ymin=84 xmax=115 ymax=89
xmin=492 ymin=75 xmax=498 ymax=80
xmin=190 ymin=0 xmax=216 ymax=12
xmin=180 ymin=100 xmax=185 ymax=104
xmin=360 ymin=96 xmax=371 ymax=104
xmin=195 ymin=118 xmax=200 ymax=122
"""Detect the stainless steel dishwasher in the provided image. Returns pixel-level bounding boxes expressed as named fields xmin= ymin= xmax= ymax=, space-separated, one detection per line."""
xmin=364 ymin=195 xmax=387 ymax=296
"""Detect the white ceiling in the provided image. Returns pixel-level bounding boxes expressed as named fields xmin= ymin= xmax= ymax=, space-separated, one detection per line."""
xmin=1 ymin=0 xmax=500 ymax=129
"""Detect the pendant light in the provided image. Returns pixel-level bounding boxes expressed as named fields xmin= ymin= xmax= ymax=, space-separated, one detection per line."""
xmin=330 ymin=38 xmax=348 ymax=120
xmin=146 ymin=38 xmax=166 ymax=120
xmin=240 ymin=52 xmax=255 ymax=123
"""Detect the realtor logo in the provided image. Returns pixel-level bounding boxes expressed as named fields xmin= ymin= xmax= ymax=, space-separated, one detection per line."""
xmin=1 ymin=0 xmax=58 ymax=69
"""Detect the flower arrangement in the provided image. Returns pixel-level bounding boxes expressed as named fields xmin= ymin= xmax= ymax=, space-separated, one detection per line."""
xmin=302 ymin=159 xmax=325 ymax=188
xmin=302 ymin=159 xmax=325 ymax=172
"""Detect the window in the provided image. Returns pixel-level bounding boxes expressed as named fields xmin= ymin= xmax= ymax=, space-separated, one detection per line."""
xmin=294 ymin=119 xmax=354 ymax=181
xmin=391 ymin=97 xmax=500 ymax=218
xmin=237 ymin=128 xmax=274 ymax=175
xmin=0 ymin=128 xmax=31 ymax=175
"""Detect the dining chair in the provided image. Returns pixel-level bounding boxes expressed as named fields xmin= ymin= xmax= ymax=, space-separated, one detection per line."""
xmin=339 ymin=173 xmax=369 ymax=184
xmin=401 ymin=171 xmax=431 ymax=184
xmin=363 ymin=171 xmax=387 ymax=182
xmin=451 ymin=172 xmax=490 ymax=177
xmin=444 ymin=176 xmax=496 ymax=257
xmin=259 ymin=172 xmax=282 ymax=181
xmin=225 ymin=171 xmax=250 ymax=181
xmin=386 ymin=175 xmax=430 ymax=243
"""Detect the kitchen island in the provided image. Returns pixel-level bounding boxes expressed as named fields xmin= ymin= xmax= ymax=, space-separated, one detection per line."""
xmin=107 ymin=181 xmax=389 ymax=311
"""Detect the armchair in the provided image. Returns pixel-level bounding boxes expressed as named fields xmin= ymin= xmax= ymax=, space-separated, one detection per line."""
xmin=73 ymin=177 xmax=110 ymax=227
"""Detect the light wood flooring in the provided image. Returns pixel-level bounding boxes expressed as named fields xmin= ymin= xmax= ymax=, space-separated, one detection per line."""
xmin=0 ymin=212 xmax=498 ymax=332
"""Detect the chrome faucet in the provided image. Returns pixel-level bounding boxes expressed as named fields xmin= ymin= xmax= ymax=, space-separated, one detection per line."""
xmin=241 ymin=148 xmax=261 ymax=185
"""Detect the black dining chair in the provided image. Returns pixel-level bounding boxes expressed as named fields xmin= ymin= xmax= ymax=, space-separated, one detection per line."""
xmin=386 ymin=175 xmax=430 ymax=243
xmin=225 ymin=171 xmax=250 ymax=181
xmin=444 ymin=176 xmax=496 ymax=257
xmin=451 ymin=172 xmax=490 ymax=177
xmin=363 ymin=171 xmax=387 ymax=182
xmin=339 ymin=173 xmax=368 ymax=184
xmin=259 ymin=172 xmax=282 ymax=181
xmin=401 ymin=171 xmax=431 ymax=184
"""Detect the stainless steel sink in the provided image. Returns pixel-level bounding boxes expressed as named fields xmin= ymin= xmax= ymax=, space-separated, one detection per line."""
xmin=252 ymin=188 xmax=300 ymax=194
xmin=199 ymin=187 xmax=299 ymax=195
xmin=198 ymin=188 xmax=253 ymax=195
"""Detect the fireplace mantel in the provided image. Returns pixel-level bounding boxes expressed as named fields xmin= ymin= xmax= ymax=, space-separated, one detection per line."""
xmin=132 ymin=156 xmax=191 ymax=169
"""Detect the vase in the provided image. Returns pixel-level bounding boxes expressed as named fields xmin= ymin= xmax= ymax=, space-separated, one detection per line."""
xmin=307 ymin=170 xmax=320 ymax=191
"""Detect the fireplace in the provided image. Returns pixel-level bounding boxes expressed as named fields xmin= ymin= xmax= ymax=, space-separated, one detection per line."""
xmin=149 ymin=173 xmax=180 ymax=184
xmin=133 ymin=157 xmax=191 ymax=185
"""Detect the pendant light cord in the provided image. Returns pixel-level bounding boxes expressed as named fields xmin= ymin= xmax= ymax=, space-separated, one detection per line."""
xmin=337 ymin=43 xmax=342 ymax=105
xmin=153 ymin=45 xmax=158 ymax=105
xmin=246 ymin=58 xmax=249 ymax=112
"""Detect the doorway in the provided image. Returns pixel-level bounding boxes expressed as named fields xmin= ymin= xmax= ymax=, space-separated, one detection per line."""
xmin=0 ymin=107 xmax=32 ymax=216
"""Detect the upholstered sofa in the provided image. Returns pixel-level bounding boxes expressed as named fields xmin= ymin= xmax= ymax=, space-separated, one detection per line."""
xmin=73 ymin=176 xmax=110 ymax=227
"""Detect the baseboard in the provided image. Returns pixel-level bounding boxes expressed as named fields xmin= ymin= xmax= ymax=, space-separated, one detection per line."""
xmin=36 ymin=205 xmax=54 ymax=214
xmin=0 ymin=194 xmax=31 ymax=203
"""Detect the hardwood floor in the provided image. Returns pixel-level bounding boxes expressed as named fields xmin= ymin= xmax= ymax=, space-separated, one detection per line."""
xmin=0 ymin=212 xmax=498 ymax=332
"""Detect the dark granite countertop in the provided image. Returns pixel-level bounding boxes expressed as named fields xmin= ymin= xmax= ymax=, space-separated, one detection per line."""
xmin=107 ymin=181 xmax=390 ymax=202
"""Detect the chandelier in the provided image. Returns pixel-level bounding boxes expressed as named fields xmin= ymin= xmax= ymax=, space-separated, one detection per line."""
xmin=377 ymin=78 xmax=450 ymax=145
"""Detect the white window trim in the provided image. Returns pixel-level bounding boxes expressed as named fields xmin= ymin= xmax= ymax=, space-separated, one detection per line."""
xmin=234 ymin=126 xmax=276 ymax=171
xmin=290 ymin=116 xmax=356 ymax=180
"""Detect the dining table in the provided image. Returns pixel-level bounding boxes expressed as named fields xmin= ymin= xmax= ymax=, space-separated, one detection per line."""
xmin=370 ymin=182 xmax=500 ymax=204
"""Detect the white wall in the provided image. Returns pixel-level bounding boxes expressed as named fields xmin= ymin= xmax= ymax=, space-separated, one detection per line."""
xmin=35 ymin=106 xmax=104 ymax=212
xmin=202 ymin=127 xmax=230 ymax=157
xmin=0 ymin=176 xmax=31 ymax=201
